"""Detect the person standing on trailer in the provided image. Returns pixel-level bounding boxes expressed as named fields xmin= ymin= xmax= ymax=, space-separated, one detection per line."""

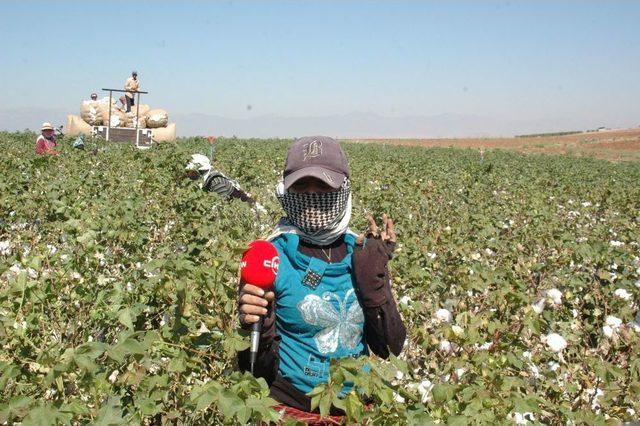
xmin=124 ymin=70 xmax=139 ymax=112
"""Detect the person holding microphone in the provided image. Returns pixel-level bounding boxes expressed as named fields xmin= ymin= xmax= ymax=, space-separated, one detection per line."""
xmin=237 ymin=136 xmax=406 ymax=423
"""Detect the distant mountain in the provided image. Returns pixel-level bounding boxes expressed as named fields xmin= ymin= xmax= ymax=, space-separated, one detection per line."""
xmin=171 ymin=111 xmax=597 ymax=138
xmin=0 ymin=107 xmax=609 ymax=139
xmin=0 ymin=107 xmax=69 ymax=133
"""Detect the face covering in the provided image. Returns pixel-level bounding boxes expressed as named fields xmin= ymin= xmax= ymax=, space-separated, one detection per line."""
xmin=277 ymin=179 xmax=350 ymax=235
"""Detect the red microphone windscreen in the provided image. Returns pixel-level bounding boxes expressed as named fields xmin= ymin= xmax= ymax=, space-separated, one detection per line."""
xmin=240 ymin=240 xmax=279 ymax=289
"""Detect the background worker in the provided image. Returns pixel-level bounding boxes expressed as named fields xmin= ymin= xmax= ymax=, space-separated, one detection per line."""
xmin=90 ymin=93 xmax=98 ymax=101
xmin=35 ymin=122 xmax=59 ymax=156
xmin=124 ymin=70 xmax=139 ymax=112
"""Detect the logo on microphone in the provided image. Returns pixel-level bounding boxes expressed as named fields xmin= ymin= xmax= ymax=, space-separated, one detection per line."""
xmin=263 ymin=256 xmax=280 ymax=275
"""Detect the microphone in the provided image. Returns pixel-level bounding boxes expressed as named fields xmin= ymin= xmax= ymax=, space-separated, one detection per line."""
xmin=240 ymin=240 xmax=279 ymax=374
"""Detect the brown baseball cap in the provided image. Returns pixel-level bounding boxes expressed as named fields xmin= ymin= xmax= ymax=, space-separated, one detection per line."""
xmin=283 ymin=136 xmax=350 ymax=190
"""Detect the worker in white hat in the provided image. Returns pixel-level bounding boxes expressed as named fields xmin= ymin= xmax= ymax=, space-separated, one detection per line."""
xmin=35 ymin=122 xmax=59 ymax=156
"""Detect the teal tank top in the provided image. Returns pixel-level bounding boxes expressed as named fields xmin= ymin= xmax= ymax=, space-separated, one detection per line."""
xmin=271 ymin=233 xmax=367 ymax=395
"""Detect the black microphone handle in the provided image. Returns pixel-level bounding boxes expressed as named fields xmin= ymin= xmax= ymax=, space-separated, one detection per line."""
xmin=249 ymin=316 xmax=264 ymax=375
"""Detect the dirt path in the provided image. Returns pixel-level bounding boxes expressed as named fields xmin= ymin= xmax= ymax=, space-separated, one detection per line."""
xmin=345 ymin=128 xmax=640 ymax=161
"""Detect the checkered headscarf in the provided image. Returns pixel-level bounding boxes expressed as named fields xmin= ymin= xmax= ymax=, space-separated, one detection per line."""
xmin=276 ymin=179 xmax=351 ymax=236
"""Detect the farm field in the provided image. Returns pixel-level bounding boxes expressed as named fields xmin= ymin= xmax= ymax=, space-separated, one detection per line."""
xmin=1 ymin=131 xmax=640 ymax=424
xmin=346 ymin=128 xmax=640 ymax=162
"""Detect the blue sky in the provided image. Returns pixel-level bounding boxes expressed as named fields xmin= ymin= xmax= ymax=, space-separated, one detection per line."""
xmin=1 ymin=1 xmax=639 ymax=136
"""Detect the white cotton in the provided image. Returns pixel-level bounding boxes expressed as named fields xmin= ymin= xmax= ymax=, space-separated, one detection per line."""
xmin=395 ymin=370 xmax=404 ymax=381
xmin=602 ymin=325 xmax=615 ymax=339
xmin=417 ymin=379 xmax=433 ymax=403
xmin=108 ymin=370 xmax=119 ymax=383
xmin=548 ymin=361 xmax=560 ymax=372
xmin=586 ymin=388 xmax=604 ymax=413
xmin=470 ymin=252 xmax=481 ymax=261
xmin=606 ymin=315 xmax=623 ymax=328
xmin=609 ymin=240 xmax=624 ymax=247
xmin=529 ymin=364 xmax=541 ymax=379
xmin=614 ymin=288 xmax=632 ymax=301
xmin=543 ymin=333 xmax=567 ymax=353
xmin=426 ymin=252 xmax=437 ymax=260
xmin=510 ymin=412 xmax=536 ymax=425
xmin=455 ymin=368 xmax=466 ymax=378
xmin=0 ymin=241 xmax=10 ymax=256
xmin=546 ymin=288 xmax=563 ymax=306
xmin=581 ymin=201 xmax=592 ymax=207
xmin=452 ymin=325 xmax=464 ymax=337
xmin=476 ymin=342 xmax=492 ymax=351
xmin=393 ymin=392 xmax=405 ymax=403
xmin=439 ymin=340 xmax=453 ymax=353
xmin=254 ymin=202 xmax=268 ymax=214
xmin=399 ymin=295 xmax=412 ymax=305
xmin=434 ymin=308 xmax=453 ymax=323
xmin=532 ymin=299 xmax=546 ymax=314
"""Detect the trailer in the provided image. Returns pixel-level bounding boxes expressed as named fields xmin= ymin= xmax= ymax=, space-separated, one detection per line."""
xmin=97 ymin=87 xmax=153 ymax=148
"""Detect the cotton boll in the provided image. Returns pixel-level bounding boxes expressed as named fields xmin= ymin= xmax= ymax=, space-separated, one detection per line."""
xmin=509 ymin=412 xmax=536 ymax=425
xmin=602 ymin=325 xmax=615 ymax=339
xmin=439 ymin=340 xmax=453 ymax=353
xmin=417 ymin=379 xmax=433 ymax=403
xmin=399 ymin=295 xmax=412 ymax=305
xmin=108 ymin=370 xmax=119 ymax=383
xmin=451 ymin=325 xmax=464 ymax=337
xmin=434 ymin=308 xmax=453 ymax=323
xmin=529 ymin=364 xmax=541 ymax=379
xmin=547 ymin=361 xmax=560 ymax=372
xmin=613 ymin=288 xmax=632 ymax=301
xmin=606 ymin=315 xmax=622 ymax=328
xmin=586 ymin=388 xmax=604 ymax=413
xmin=0 ymin=241 xmax=12 ymax=256
xmin=546 ymin=288 xmax=563 ymax=306
xmin=475 ymin=342 xmax=492 ymax=351
xmin=532 ymin=299 xmax=546 ymax=314
xmin=393 ymin=392 xmax=405 ymax=404
xmin=609 ymin=240 xmax=624 ymax=247
xmin=543 ymin=333 xmax=567 ymax=353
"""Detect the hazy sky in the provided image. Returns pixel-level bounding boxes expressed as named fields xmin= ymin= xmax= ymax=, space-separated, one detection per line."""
xmin=1 ymin=0 xmax=639 ymax=134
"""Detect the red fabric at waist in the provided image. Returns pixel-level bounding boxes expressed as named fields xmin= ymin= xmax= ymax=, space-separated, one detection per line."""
xmin=274 ymin=404 xmax=344 ymax=425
